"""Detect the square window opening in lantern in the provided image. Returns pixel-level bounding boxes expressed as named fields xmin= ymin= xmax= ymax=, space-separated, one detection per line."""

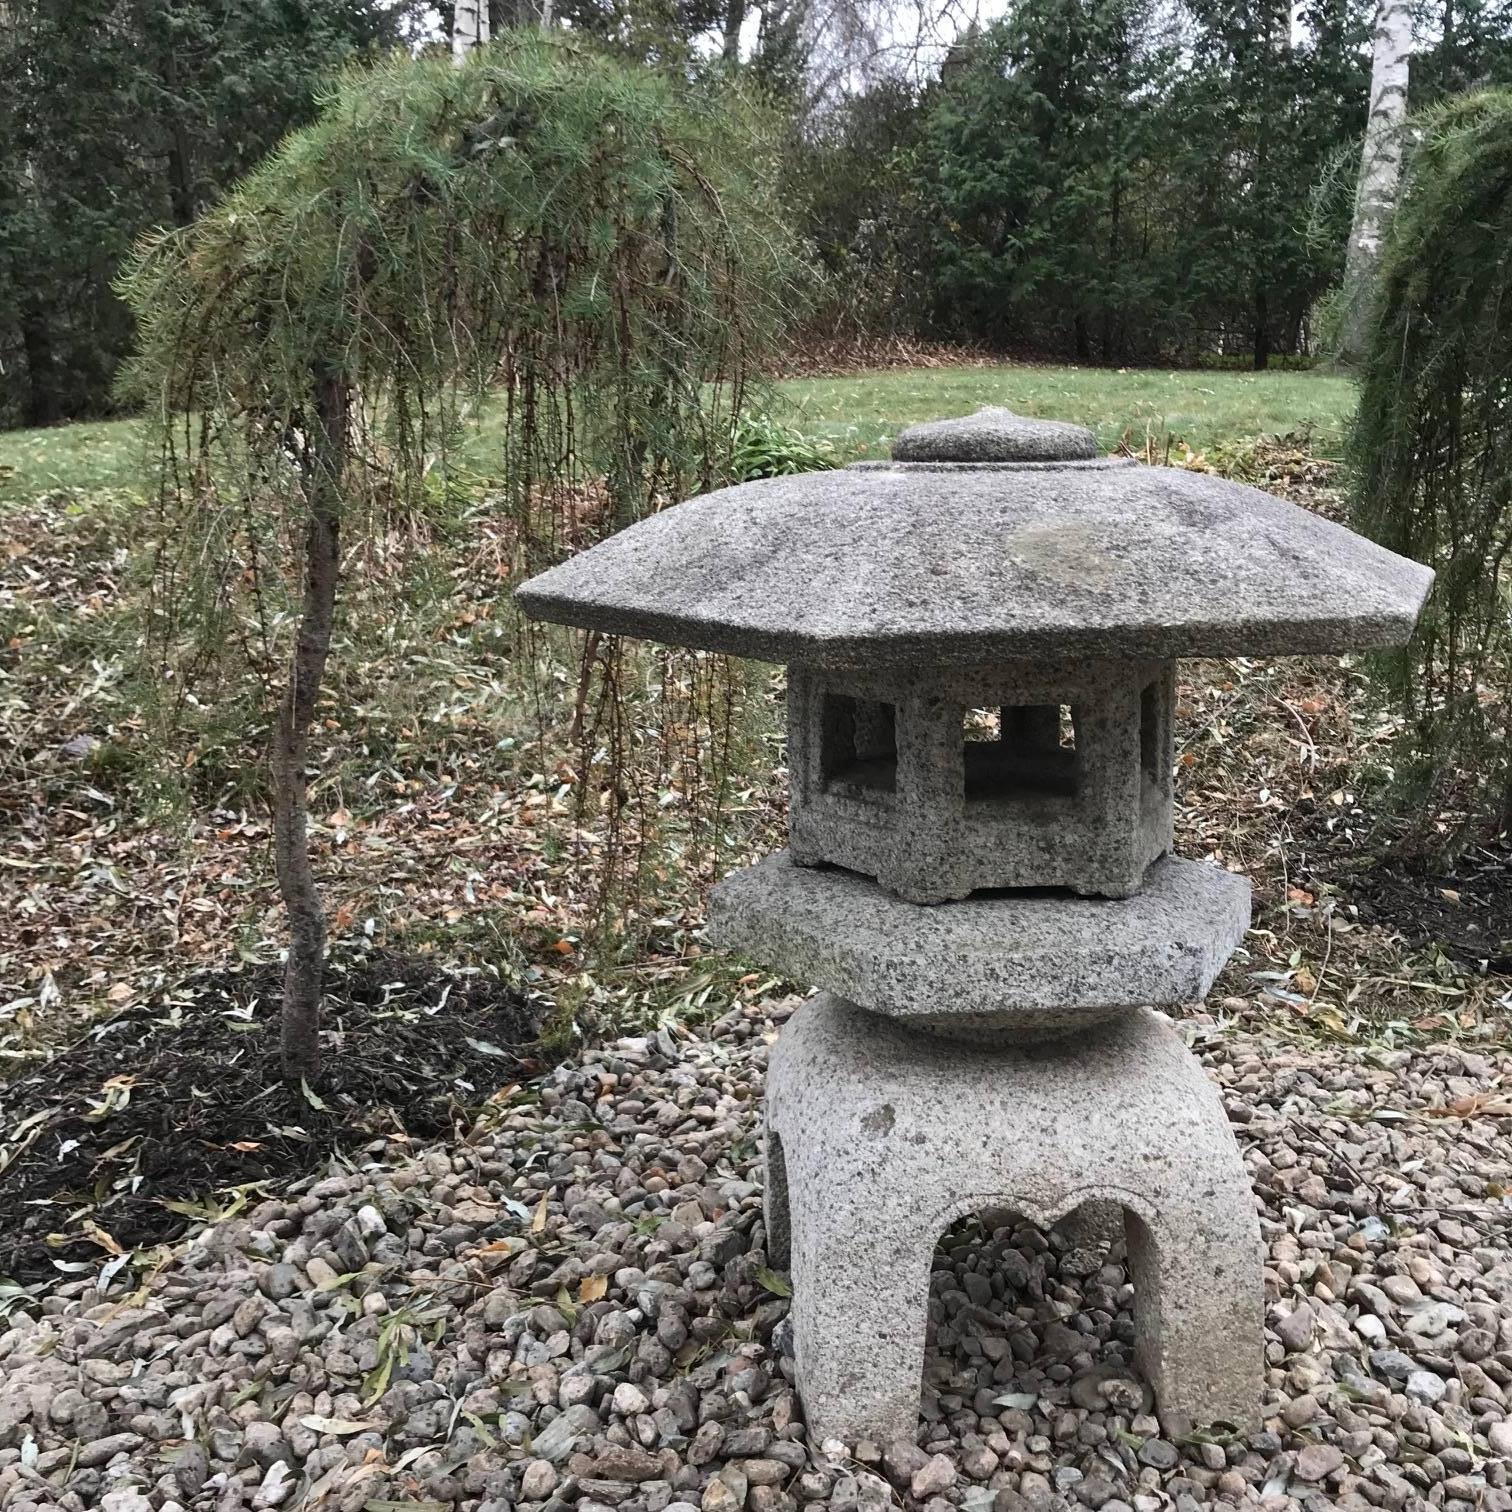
xmin=820 ymin=693 xmax=898 ymax=798
xmin=1139 ymin=681 xmax=1161 ymax=784
xmin=965 ymin=703 xmax=1080 ymax=802
xmin=1138 ymin=677 xmax=1169 ymax=830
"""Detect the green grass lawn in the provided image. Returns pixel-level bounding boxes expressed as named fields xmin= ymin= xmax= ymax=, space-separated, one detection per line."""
xmin=773 ymin=363 xmax=1357 ymax=463
xmin=0 ymin=362 xmax=1356 ymax=503
xmin=0 ymin=416 xmax=146 ymax=504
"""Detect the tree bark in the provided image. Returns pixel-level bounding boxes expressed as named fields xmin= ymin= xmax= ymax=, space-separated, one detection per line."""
xmin=1102 ymin=169 xmax=1122 ymax=363
xmin=19 ymin=296 xmax=58 ymax=427
xmin=161 ymin=43 xmax=197 ymax=228
xmin=1339 ymin=0 xmax=1412 ymax=366
xmin=452 ymin=0 xmax=491 ymax=61
xmin=721 ymin=0 xmax=745 ymax=62
xmin=273 ymin=369 xmax=346 ymax=1084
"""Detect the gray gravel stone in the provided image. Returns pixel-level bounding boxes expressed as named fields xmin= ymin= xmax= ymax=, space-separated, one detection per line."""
xmin=1 ymin=1001 xmax=1508 ymax=1512
xmin=1295 ymin=1443 xmax=1345 ymax=1482
xmin=909 ymin=1455 xmax=957 ymax=1498
xmin=535 ymin=1404 xmax=600 ymax=1463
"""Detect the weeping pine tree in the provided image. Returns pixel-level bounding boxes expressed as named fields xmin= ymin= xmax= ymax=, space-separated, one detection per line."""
xmin=120 ymin=35 xmax=801 ymax=1082
xmin=1351 ymin=89 xmax=1512 ymax=846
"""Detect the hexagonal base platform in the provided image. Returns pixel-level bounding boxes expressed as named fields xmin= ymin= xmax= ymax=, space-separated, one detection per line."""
xmin=709 ymin=851 xmax=1250 ymax=1040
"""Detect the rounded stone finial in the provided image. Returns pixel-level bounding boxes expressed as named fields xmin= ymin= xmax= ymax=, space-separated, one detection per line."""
xmin=892 ymin=405 xmax=1098 ymax=464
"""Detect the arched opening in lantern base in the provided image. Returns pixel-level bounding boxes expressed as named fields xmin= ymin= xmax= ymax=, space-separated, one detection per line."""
xmin=919 ymin=1202 xmax=1144 ymax=1431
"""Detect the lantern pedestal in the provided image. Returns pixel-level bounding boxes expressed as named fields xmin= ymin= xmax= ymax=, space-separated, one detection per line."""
xmin=763 ymin=993 xmax=1264 ymax=1446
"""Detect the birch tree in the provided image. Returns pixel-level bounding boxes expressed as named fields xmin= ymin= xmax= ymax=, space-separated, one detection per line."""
xmin=1339 ymin=0 xmax=1411 ymax=365
xmin=453 ymin=0 xmax=490 ymax=59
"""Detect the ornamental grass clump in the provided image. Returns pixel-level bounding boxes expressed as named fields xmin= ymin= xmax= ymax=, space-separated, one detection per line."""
xmin=119 ymin=34 xmax=802 ymax=1081
xmin=1351 ymin=89 xmax=1512 ymax=850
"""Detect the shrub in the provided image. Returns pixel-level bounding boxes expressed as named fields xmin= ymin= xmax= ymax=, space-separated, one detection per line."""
xmin=728 ymin=413 xmax=834 ymax=481
xmin=1351 ymin=89 xmax=1512 ymax=846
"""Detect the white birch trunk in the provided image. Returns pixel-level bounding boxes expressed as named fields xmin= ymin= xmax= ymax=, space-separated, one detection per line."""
xmin=452 ymin=0 xmax=490 ymax=63
xmin=1339 ymin=0 xmax=1412 ymax=365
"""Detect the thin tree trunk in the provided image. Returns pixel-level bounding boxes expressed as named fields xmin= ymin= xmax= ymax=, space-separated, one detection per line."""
xmin=452 ymin=0 xmax=490 ymax=61
xmin=1339 ymin=0 xmax=1412 ymax=365
xmin=1102 ymin=170 xmax=1122 ymax=364
xmin=19 ymin=296 xmax=58 ymax=427
xmin=1253 ymin=286 xmax=1270 ymax=370
xmin=273 ymin=369 xmax=346 ymax=1084
xmin=161 ymin=45 xmax=197 ymax=228
xmin=721 ymin=0 xmax=745 ymax=62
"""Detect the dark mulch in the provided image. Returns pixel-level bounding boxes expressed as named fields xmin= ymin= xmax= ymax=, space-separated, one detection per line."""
xmin=1292 ymin=799 xmax=1512 ymax=970
xmin=1 ymin=952 xmax=540 ymax=1286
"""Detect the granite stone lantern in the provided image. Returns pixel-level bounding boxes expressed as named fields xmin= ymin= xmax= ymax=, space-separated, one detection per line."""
xmin=516 ymin=406 xmax=1433 ymax=1445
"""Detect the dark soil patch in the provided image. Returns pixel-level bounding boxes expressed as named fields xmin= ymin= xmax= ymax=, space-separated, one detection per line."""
xmin=1292 ymin=799 xmax=1512 ymax=969
xmin=1 ymin=951 xmax=540 ymax=1286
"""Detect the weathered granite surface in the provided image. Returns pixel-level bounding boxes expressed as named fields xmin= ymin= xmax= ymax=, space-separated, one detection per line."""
xmin=783 ymin=659 xmax=1174 ymax=902
xmin=514 ymin=459 xmax=1434 ymax=666
xmin=710 ymin=850 xmax=1252 ymax=1037
xmin=891 ymin=405 xmax=1099 ymax=463
xmin=765 ymin=993 xmax=1264 ymax=1443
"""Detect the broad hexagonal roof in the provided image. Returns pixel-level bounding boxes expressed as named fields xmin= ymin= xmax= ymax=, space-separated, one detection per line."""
xmin=515 ymin=410 xmax=1432 ymax=667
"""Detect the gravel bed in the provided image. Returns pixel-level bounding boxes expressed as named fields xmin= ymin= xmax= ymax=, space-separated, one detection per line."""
xmin=3 ymin=996 xmax=1512 ymax=1512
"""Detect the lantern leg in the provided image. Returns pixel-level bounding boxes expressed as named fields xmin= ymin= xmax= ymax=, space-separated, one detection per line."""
xmin=1126 ymin=1180 xmax=1266 ymax=1437
xmin=775 ymin=1128 xmax=935 ymax=1446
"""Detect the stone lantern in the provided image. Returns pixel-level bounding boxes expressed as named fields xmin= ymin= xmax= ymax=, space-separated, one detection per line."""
xmin=516 ymin=406 xmax=1432 ymax=1445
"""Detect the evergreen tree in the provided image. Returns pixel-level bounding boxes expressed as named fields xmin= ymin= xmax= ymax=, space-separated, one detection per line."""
xmin=1413 ymin=0 xmax=1512 ymax=104
xmin=914 ymin=0 xmax=1182 ymax=359
xmin=120 ymin=37 xmax=801 ymax=1080
xmin=0 ymin=0 xmax=419 ymax=428
xmin=902 ymin=0 xmax=1369 ymax=365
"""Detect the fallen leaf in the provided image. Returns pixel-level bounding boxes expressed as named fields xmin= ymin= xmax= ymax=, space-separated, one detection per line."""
xmin=756 ymin=1267 xmax=791 ymax=1297
xmin=300 ymin=1414 xmax=382 ymax=1435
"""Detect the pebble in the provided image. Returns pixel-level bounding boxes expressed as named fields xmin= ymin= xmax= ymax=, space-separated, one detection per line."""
xmin=522 ymin=1460 xmax=559 ymax=1499
xmin=1135 ymin=1440 xmax=1178 ymax=1471
xmin=910 ymin=1456 xmax=957 ymax=1498
xmin=1406 ymin=1369 xmax=1447 ymax=1404
xmin=1275 ymin=1302 xmax=1314 ymax=1352
xmin=1295 ymin=1443 xmax=1345 ymax=1482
